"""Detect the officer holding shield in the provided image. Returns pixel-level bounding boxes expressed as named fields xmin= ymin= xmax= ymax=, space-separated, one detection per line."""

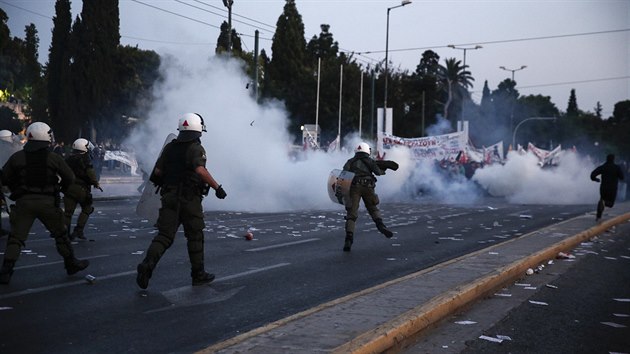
xmin=341 ymin=142 xmax=394 ymax=252
xmin=136 ymin=113 xmax=227 ymax=289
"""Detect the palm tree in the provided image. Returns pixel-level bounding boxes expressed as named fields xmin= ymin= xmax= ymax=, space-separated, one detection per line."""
xmin=437 ymin=58 xmax=474 ymax=124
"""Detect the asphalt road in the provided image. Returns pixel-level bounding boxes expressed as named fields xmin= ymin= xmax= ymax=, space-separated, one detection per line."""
xmin=406 ymin=220 xmax=630 ymax=354
xmin=0 ymin=198 xmax=593 ymax=353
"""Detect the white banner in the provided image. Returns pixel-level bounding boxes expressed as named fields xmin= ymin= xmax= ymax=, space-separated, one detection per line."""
xmin=104 ymin=150 xmax=139 ymax=175
xmin=382 ymin=131 xmax=467 ymax=161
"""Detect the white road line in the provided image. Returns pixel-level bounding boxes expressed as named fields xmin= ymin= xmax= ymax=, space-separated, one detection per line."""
xmin=0 ymin=270 xmax=136 ymax=300
xmin=15 ymin=255 xmax=110 ymax=270
xmin=215 ymin=262 xmax=290 ymax=282
xmin=244 ymin=238 xmax=320 ymax=252
xmin=0 ymin=263 xmax=292 ymax=301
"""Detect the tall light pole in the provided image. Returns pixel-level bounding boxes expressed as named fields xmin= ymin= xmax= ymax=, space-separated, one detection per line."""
xmin=222 ymin=0 xmax=233 ymax=53
xmin=500 ymin=65 xmax=527 ymax=141
xmin=512 ymin=116 xmax=556 ymax=149
xmin=384 ymin=0 xmax=412 ymax=110
xmin=500 ymin=65 xmax=527 ymax=81
xmin=447 ymin=44 xmax=482 ymax=132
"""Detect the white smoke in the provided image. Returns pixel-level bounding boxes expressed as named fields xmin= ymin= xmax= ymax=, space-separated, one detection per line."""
xmin=473 ymin=150 xmax=600 ymax=204
xmin=126 ymin=54 xmax=605 ymax=212
xmin=127 ymin=55 xmax=352 ymax=212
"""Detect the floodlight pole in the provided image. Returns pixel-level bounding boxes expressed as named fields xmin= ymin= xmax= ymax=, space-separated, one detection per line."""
xmin=384 ymin=0 xmax=412 ymax=111
xmin=447 ymin=44 xmax=482 ymax=132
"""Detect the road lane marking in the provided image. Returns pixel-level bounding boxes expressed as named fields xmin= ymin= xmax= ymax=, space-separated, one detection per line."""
xmin=0 ymin=270 xmax=136 ymax=300
xmin=0 ymin=263 xmax=291 ymax=301
xmin=14 ymin=255 xmax=110 ymax=270
xmin=244 ymin=238 xmax=320 ymax=252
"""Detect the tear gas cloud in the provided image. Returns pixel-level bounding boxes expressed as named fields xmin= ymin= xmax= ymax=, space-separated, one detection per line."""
xmin=473 ymin=150 xmax=600 ymax=204
xmin=126 ymin=55 xmax=603 ymax=212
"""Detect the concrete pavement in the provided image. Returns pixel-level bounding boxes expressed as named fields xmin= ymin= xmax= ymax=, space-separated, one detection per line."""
xmin=198 ymin=202 xmax=630 ymax=354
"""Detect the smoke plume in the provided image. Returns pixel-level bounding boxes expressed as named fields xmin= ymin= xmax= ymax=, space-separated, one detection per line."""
xmin=126 ymin=54 xmax=607 ymax=212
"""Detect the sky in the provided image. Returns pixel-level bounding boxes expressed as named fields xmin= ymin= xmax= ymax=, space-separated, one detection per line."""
xmin=3 ymin=0 xmax=629 ymax=119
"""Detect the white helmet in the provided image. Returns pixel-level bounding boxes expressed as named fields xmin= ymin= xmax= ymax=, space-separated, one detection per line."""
xmin=26 ymin=122 xmax=53 ymax=142
xmin=72 ymin=138 xmax=92 ymax=152
xmin=355 ymin=142 xmax=371 ymax=155
xmin=177 ymin=113 xmax=206 ymax=133
xmin=0 ymin=129 xmax=13 ymax=143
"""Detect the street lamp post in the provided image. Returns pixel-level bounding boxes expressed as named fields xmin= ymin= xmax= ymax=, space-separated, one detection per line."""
xmin=447 ymin=44 xmax=482 ymax=131
xmin=499 ymin=65 xmax=527 ymax=81
xmin=384 ymin=0 xmax=412 ymax=110
xmin=512 ymin=116 xmax=556 ymax=149
xmin=500 ymin=65 xmax=527 ymax=140
xmin=222 ymin=0 xmax=234 ymax=53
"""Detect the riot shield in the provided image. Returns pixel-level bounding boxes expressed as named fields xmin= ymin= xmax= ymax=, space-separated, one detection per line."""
xmin=135 ymin=133 xmax=177 ymax=223
xmin=327 ymin=169 xmax=354 ymax=205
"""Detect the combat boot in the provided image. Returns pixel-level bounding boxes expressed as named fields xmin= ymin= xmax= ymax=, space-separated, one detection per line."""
xmin=375 ymin=219 xmax=393 ymax=238
xmin=64 ymin=257 xmax=90 ymax=275
xmin=343 ymin=232 xmax=353 ymax=252
xmin=0 ymin=260 xmax=15 ymax=284
xmin=191 ymin=270 xmax=215 ymax=286
xmin=71 ymin=227 xmax=86 ymax=240
xmin=136 ymin=262 xmax=154 ymax=290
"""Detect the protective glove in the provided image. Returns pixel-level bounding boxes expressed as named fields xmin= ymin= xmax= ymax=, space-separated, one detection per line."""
xmin=376 ymin=160 xmax=399 ymax=171
xmin=215 ymin=185 xmax=227 ymax=199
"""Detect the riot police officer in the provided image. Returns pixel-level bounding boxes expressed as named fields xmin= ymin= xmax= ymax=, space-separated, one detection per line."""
xmin=0 ymin=122 xmax=89 ymax=284
xmin=64 ymin=138 xmax=102 ymax=240
xmin=136 ymin=113 xmax=227 ymax=289
xmin=342 ymin=142 xmax=393 ymax=252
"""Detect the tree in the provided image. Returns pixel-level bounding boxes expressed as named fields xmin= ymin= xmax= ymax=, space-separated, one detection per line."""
xmin=267 ymin=0 xmax=309 ymax=138
xmin=0 ymin=106 xmax=23 ymax=133
xmin=594 ymin=101 xmax=603 ymax=120
xmin=48 ymin=0 xmax=73 ymax=133
xmin=395 ymin=50 xmax=441 ymax=138
xmin=22 ymin=24 xmax=46 ymax=123
xmin=70 ymin=0 xmax=121 ymax=142
xmin=22 ymin=24 xmax=40 ymax=87
xmin=215 ymin=21 xmax=243 ymax=56
xmin=607 ymin=100 xmax=630 ymax=160
xmin=437 ymin=57 xmax=473 ymax=126
xmin=109 ymin=45 xmax=161 ymax=140
xmin=566 ymin=88 xmax=578 ymax=117
xmin=0 ymin=10 xmax=26 ymax=95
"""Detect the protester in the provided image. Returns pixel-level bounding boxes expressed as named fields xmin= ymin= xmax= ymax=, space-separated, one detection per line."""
xmin=0 ymin=122 xmax=89 ymax=284
xmin=64 ymin=138 xmax=103 ymax=240
xmin=340 ymin=142 xmax=397 ymax=252
xmin=590 ymin=153 xmax=625 ymax=222
xmin=92 ymin=143 xmax=105 ymax=182
xmin=136 ymin=113 xmax=227 ymax=289
xmin=53 ymin=141 xmax=65 ymax=157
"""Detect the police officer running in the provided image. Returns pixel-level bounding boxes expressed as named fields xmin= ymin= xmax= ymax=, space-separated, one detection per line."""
xmin=0 ymin=122 xmax=89 ymax=284
xmin=342 ymin=142 xmax=394 ymax=252
xmin=136 ymin=113 xmax=227 ymax=289
xmin=64 ymin=138 xmax=102 ymax=240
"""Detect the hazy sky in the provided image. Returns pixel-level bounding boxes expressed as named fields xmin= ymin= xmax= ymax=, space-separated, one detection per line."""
xmin=4 ymin=0 xmax=629 ymax=118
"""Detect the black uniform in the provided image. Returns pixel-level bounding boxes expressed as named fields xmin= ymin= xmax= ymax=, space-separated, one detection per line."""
xmin=0 ymin=141 xmax=89 ymax=284
xmin=342 ymin=152 xmax=393 ymax=252
xmin=136 ymin=136 xmax=221 ymax=289
xmin=64 ymin=151 xmax=100 ymax=239
xmin=590 ymin=154 xmax=625 ymax=221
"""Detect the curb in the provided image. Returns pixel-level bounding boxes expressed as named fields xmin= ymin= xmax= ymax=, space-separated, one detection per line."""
xmin=333 ymin=212 xmax=630 ymax=354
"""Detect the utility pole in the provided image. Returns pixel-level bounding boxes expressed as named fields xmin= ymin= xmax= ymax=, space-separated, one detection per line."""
xmin=222 ymin=0 xmax=233 ymax=53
